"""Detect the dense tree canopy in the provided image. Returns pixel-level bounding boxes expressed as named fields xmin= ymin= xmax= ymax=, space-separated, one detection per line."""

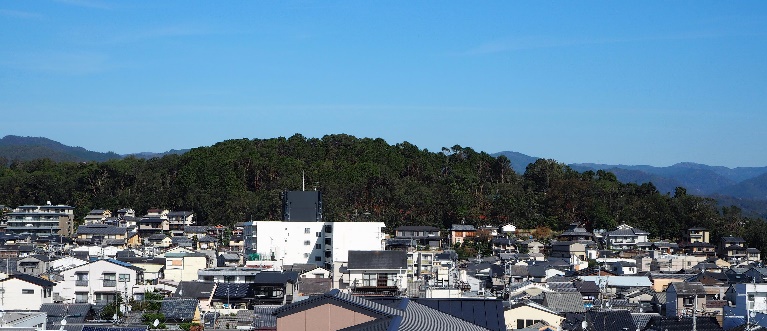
xmin=0 ymin=134 xmax=764 ymax=251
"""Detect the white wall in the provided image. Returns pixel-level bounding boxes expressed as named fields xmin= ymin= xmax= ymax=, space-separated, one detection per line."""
xmin=54 ymin=260 xmax=138 ymax=304
xmin=0 ymin=278 xmax=52 ymax=310
xmin=252 ymin=221 xmax=385 ymax=266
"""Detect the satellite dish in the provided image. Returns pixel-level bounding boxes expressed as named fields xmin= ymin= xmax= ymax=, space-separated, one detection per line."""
xmin=153 ymin=319 xmax=160 ymax=327
xmin=581 ymin=320 xmax=588 ymax=329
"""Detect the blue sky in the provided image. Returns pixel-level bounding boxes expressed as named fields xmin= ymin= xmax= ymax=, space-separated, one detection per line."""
xmin=2 ymin=1 xmax=766 ymax=167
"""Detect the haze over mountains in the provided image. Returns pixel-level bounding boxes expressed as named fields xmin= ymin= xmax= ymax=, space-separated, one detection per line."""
xmin=3 ymin=135 xmax=767 ymax=208
xmin=493 ymin=150 xmax=767 ymax=201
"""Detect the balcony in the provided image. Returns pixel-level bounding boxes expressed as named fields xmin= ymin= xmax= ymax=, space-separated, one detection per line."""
xmin=103 ymin=280 xmax=116 ymax=287
xmin=76 ymin=280 xmax=89 ymax=286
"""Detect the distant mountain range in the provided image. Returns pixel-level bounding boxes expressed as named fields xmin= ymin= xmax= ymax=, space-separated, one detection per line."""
xmin=3 ymin=135 xmax=767 ymax=214
xmin=0 ymin=135 xmax=188 ymax=162
xmin=492 ymin=150 xmax=767 ymax=217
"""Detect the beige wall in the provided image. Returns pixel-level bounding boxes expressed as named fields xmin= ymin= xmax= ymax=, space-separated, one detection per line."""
xmin=277 ymin=304 xmax=376 ymax=331
xmin=652 ymin=278 xmax=685 ymax=292
xmin=504 ymin=305 xmax=563 ymax=330
xmin=165 ymin=256 xmax=207 ymax=282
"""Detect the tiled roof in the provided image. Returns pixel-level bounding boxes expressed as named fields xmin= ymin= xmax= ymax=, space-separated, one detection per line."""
xmin=450 ymin=224 xmax=476 ymax=231
xmin=722 ymin=236 xmax=746 ymax=242
xmin=160 ymin=298 xmax=198 ymax=321
xmin=298 ymin=278 xmax=333 ymax=295
xmin=273 ymin=289 xmax=401 ymax=318
xmin=645 ymin=316 xmax=723 ymax=331
xmin=607 ymin=227 xmax=649 ymax=236
xmin=632 ymin=313 xmax=660 ymax=330
xmin=76 ymin=225 xmax=128 ymax=235
xmin=39 ymin=303 xmax=92 ymax=328
xmin=253 ymin=271 xmax=299 ymax=284
xmin=542 ymin=292 xmax=586 ymax=313
xmin=397 ymin=300 xmax=491 ymax=331
xmin=586 ymin=309 xmax=636 ymax=331
xmin=2 ymin=273 xmax=56 ymax=287
xmin=668 ymin=282 xmax=705 ymax=295
xmin=174 ymin=281 xmax=215 ymax=298
xmin=395 ymin=226 xmax=439 ymax=231
xmin=253 ymin=305 xmax=279 ymax=329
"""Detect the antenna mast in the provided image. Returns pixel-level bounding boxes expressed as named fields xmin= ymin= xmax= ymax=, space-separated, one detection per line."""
xmin=302 ymin=171 xmax=305 ymax=191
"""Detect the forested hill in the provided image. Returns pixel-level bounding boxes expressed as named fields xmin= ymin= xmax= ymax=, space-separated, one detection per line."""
xmin=1 ymin=134 xmax=766 ymax=252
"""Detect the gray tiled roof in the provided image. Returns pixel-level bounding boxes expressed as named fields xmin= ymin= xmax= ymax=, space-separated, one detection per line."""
xmin=542 ymin=292 xmax=586 ymax=313
xmin=76 ymin=225 xmax=127 ymax=236
xmin=397 ymin=301 xmax=491 ymax=331
xmin=450 ymin=224 xmax=476 ymax=231
xmin=160 ymin=298 xmax=198 ymax=321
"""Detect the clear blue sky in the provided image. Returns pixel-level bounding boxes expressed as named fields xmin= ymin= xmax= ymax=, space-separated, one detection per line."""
xmin=2 ymin=1 xmax=766 ymax=167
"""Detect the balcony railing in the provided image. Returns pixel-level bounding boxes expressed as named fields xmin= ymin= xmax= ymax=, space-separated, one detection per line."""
xmin=76 ymin=280 xmax=89 ymax=286
xmin=103 ymin=280 xmax=116 ymax=287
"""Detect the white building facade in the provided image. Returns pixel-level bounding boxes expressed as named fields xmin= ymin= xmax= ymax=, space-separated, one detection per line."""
xmin=243 ymin=221 xmax=386 ymax=267
xmin=54 ymin=259 xmax=141 ymax=304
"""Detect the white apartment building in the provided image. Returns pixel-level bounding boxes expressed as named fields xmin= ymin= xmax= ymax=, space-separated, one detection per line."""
xmin=54 ymin=259 xmax=141 ymax=304
xmin=244 ymin=221 xmax=386 ymax=267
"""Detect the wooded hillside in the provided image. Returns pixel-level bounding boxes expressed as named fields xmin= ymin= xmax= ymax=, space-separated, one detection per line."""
xmin=1 ymin=134 xmax=766 ymax=252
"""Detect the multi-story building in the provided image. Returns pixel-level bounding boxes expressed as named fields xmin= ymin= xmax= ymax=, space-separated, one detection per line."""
xmin=243 ymin=221 xmax=385 ymax=268
xmin=5 ymin=204 xmax=75 ymax=237
xmin=83 ymin=209 xmax=111 ymax=224
xmin=686 ymin=227 xmax=711 ymax=243
xmin=450 ymin=224 xmax=476 ymax=245
xmin=605 ymin=224 xmax=649 ymax=250
xmin=719 ymin=236 xmax=748 ymax=261
xmin=54 ymin=259 xmax=142 ymax=305
xmin=168 ymin=211 xmax=195 ymax=232
xmin=344 ymin=250 xmax=408 ymax=296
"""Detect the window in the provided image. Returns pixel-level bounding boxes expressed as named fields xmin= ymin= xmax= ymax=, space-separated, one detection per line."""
xmin=75 ymin=292 xmax=89 ymax=303
xmin=304 ymin=228 xmax=310 ymax=234
xmin=224 ymin=275 xmax=235 ymax=283
xmin=119 ymin=274 xmax=130 ymax=282
xmin=314 ymin=256 xmax=321 ymax=262
xmin=324 ymin=225 xmax=332 ymax=233
xmin=316 ymin=232 xmax=321 ymax=237
xmin=304 ymin=240 xmax=311 ymax=245
xmin=683 ymin=297 xmax=695 ymax=307
xmin=315 ymin=244 xmax=322 ymax=249
xmin=324 ymin=238 xmax=332 ymax=245
xmin=22 ymin=289 xmax=34 ymax=294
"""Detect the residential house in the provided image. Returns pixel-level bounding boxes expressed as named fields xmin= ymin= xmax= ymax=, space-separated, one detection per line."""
xmin=611 ymin=261 xmax=638 ymax=275
xmin=117 ymin=257 xmax=166 ymax=283
xmin=549 ymin=241 xmax=587 ymax=261
xmin=217 ymin=253 xmax=242 ymax=267
xmin=605 ymin=224 xmax=649 ymax=250
xmin=684 ymin=242 xmax=718 ymax=257
xmin=748 ymin=248 xmax=762 ymax=262
xmin=16 ymin=254 xmax=51 ymax=276
xmin=557 ymin=223 xmax=596 ymax=242
xmin=160 ymin=298 xmax=200 ymax=323
xmin=163 ymin=251 xmax=208 ymax=282
xmin=345 ymin=250 xmax=407 ymax=296
xmin=687 ymin=227 xmax=711 ymax=243
xmin=146 ymin=233 xmax=173 ymax=248
xmin=720 ymin=236 xmax=748 ymax=261
xmin=54 ymin=259 xmax=142 ymax=304
xmin=450 ymin=224 xmax=476 ymax=245
xmin=0 ymin=274 xmax=55 ymax=310
xmin=138 ymin=216 xmax=169 ymax=237
xmin=272 ymin=289 xmax=496 ymax=331
xmin=75 ymin=224 xmax=135 ymax=246
xmin=5 ymin=204 xmax=75 ymax=237
xmin=167 ymin=211 xmax=195 ymax=232
xmin=83 ymin=209 xmax=111 ymax=224
xmin=394 ymin=225 xmax=441 ymax=248
xmin=504 ymin=301 xmax=564 ymax=330
xmin=666 ymin=282 xmax=706 ymax=317
xmin=584 ymin=310 xmax=637 ymax=331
